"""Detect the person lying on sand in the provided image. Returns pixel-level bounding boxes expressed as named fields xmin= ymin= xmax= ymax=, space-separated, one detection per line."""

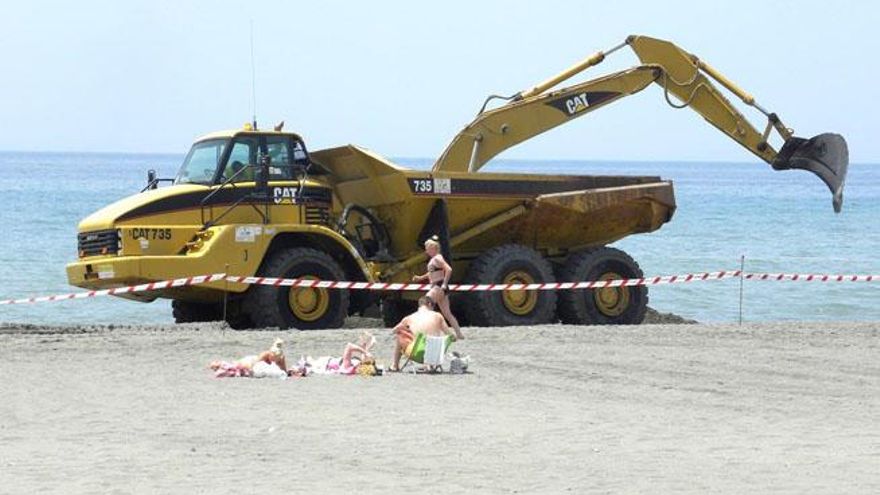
xmin=336 ymin=331 xmax=376 ymax=375
xmin=209 ymin=338 xmax=287 ymax=378
xmin=389 ymin=296 xmax=462 ymax=372
xmin=293 ymin=331 xmax=377 ymax=376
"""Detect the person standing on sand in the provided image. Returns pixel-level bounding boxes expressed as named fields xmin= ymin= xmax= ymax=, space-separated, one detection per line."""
xmin=390 ymin=296 xmax=462 ymax=371
xmin=411 ymin=236 xmax=463 ymax=340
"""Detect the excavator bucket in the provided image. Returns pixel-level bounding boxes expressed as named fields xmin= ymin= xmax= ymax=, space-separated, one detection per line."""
xmin=772 ymin=133 xmax=849 ymax=213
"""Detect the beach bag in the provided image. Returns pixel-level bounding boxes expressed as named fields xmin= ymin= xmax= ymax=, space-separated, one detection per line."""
xmin=448 ymin=352 xmax=470 ymax=374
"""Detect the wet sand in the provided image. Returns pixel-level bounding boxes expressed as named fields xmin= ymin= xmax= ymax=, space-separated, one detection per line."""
xmin=0 ymin=321 xmax=877 ymax=494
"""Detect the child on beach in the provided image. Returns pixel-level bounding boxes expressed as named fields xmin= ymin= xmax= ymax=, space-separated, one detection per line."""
xmin=292 ymin=331 xmax=378 ymax=376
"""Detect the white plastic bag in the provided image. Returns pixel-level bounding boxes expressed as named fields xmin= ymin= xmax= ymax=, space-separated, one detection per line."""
xmin=252 ymin=361 xmax=287 ymax=379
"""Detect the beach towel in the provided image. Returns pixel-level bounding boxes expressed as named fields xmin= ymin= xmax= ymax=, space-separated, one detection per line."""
xmin=405 ymin=332 xmax=426 ymax=363
xmin=297 ymin=356 xmax=360 ymax=375
xmin=405 ymin=333 xmax=454 ymax=365
xmin=213 ymin=361 xmax=252 ymax=378
xmin=423 ymin=335 xmax=449 ymax=367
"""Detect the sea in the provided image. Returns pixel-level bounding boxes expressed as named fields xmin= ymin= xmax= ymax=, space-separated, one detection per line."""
xmin=1 ymin=151 xmax=878 ymax=325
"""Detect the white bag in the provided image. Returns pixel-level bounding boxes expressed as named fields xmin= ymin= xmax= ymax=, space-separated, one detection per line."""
xmin=252 ymin=361 xmax=287 ymax=379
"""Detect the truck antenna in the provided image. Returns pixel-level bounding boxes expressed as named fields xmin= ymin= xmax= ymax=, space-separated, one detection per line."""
xmin=250 ymin=19 xmax=258 ymax=130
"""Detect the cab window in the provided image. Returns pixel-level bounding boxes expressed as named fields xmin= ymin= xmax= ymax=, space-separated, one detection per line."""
xmin=224 ymin=141 xmax=255 ymax=181
xmin=267 ymin=140 xmax=290 ymax=168
xmin=292 ymin=140 xmax=309 ymax=166
xmin=219 ymin=135 xmax=303 ymax=182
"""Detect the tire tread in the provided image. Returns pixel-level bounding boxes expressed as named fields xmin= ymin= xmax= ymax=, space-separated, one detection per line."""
xmin=556 ymin=247 xmax=648 ymax=325
xmin=464 ymin=244 xmax=557 ymax=326
xmin=244 ymin=247 xmax=348 ymax=329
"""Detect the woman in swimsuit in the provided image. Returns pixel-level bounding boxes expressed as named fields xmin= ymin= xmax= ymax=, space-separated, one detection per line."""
xmin=412 ymin=237 xmax=463 ymax=340
xmin=209 ymin=338 xmax=287 ymax=377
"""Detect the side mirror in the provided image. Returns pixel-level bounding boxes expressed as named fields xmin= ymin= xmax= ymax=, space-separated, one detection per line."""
xmin=146 ymin=169 xmax=157 ymax=190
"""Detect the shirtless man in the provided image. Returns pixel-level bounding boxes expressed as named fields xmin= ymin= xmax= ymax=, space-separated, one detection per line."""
xmin=390 ymin=297 xmax=463 ymax=371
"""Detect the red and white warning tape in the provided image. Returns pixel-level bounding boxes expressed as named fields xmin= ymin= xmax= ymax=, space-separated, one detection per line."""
xmin=2 ymin=271 xmax=879 ymax=306
xmin=225 ymin=270 xmax=745 ymax=291
xmin=0 ymin=273 xmax=227 ymax=306
xmin=220 ymin=271 xmax=880 ymax=289
xmin=743 ymin=273 xmax=878 ymax=282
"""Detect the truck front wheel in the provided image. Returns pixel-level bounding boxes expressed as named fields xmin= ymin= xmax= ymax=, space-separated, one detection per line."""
xmin=245 ymin=247 xmax=349 ymax=330
xmin=464 ymin=244 xmax=557 ymax=327
xmin=556 ymin=247 xmax=648 ymax=325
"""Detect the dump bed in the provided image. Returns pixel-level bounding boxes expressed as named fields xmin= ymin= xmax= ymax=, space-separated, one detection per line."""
xmin=312 ymin=145 xmax=675 ymax=259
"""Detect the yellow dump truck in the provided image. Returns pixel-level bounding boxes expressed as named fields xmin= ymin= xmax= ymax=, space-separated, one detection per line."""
xmin=66 ymin=35 xmax=848 ymax=329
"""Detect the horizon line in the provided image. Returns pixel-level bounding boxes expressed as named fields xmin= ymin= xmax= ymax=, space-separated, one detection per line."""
xmin=0 ymin=149 xmax=876 ymax=167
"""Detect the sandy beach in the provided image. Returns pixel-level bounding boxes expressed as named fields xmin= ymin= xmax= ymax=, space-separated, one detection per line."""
xmin=0 ymin=320 xmax=877 ymax=494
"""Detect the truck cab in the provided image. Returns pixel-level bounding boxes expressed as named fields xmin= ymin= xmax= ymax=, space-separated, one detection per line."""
xmin=66 ymin=127 xmax=377 ymax=328
xmin=176 ymin=129 xmax=317 ymax=186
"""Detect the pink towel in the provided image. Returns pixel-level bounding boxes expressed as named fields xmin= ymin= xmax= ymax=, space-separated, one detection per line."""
xmin=213 ymin=361 xmax=252 ymax=378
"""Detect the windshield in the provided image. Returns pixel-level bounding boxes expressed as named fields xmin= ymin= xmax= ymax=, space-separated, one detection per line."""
xmin=175 ymin=139 xmax=228 ymax=184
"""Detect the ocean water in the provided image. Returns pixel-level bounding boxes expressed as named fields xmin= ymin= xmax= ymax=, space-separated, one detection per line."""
xmin=0 ymin=151 xmax=877 ymax=325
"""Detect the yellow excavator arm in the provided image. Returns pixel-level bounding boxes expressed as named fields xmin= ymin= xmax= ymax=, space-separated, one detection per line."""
xmin=432 ymin=35 xmax=848 ymax=212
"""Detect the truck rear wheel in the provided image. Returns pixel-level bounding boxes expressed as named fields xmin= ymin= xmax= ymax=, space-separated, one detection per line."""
xmin=172 ymin=300 xmax=223 ymax=323
xmin=464 ymin=244 xmax=557 ymax=327
xmin=556 ymin=247 xmax=648 ymax=325
xmin=245 ymin=247 xmax=349 ymax=330
xmin=381 ymin=298 xmax=417 ymax=327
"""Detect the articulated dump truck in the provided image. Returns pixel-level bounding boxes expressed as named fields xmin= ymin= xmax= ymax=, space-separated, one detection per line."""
xmin=67 ymin=36 xmax=848 ymax=329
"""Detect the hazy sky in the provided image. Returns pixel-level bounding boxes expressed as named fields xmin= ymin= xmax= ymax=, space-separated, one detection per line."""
xmin=2 ymin=0 xmax=877 ymax=163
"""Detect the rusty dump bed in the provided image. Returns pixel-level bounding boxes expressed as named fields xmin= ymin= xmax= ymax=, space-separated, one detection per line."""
xmin=313 ymin=145 xmax=676 ymax=259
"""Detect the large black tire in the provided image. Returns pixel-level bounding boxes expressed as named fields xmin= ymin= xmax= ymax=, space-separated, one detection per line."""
xmin=224 ymin=298 xmax=255 ymax=330
xmin=245 ymin=247 xmax=349 ymax=330
xmin=172 ymin=300 xmax=223 ymax=323
xmin=464 ymin=244 xmax=557 ymax=327
xmin=448 ymin=292 xmax=471 ymax=328
xmin=380 ymin=298 xmax=417 ymax=327
xmin=556 ymin=247 xmax=648 ymax=325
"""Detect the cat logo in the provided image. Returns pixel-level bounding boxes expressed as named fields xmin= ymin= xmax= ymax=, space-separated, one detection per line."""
xmin=545 ymin=91 xmax=621 ymax=117
xmin=273 ymin=186 xmax=300 ymax=204
xmin=565 ymin=93 xmax=591 ymax=114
